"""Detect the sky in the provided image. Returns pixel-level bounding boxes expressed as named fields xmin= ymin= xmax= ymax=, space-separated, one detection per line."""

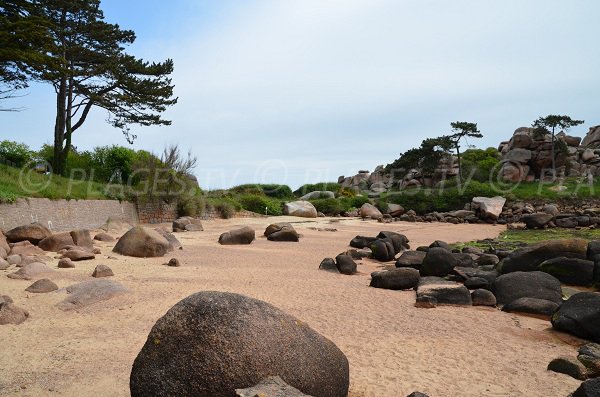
xmin=2 ymin=0 xmax=600 ymax=189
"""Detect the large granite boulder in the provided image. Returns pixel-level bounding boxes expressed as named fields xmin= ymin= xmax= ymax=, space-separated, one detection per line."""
xmin=359 ymin=203 xmax=382 ymax=220
xmin=416 ymin=277 xmax=472 ymax=306
xmin=7 ymin=262 xmax=55 ymax=280
xmin=370 ymin=239 xmax=396 ymax=262
xmin=492 ymin=271 xmax=562 ymax=306
xmin=377 ymin=231 xmax=409 ymax=253
xmin=264 ymin=223 xmax=299 ymax=242
xmin=499 ymin=239 xmax=587 ymax=273
xmin=57 ymin=279 xmax=129 ymax=311
xmin=70 ymin=229 xmax=94 ymax=250
xmin=173 ymin=216 xmax=204 ymax=232
xmin=370 ymin=268 xmax=420 ymax=290
xmin=299 ymin=191 xmax=335 ymax=200
xmin=113 ymin=226 xmax=171 ymax=257
xmin=283 ymin=201 xmax=318 ymax=218
xmin=551 ymin=292 xmax=600 ymax=343
xmin=395 ymin=251 xmax=426 ymax=269
xmin=420 ymin=247 xmax=458 ymax=277
xmin=5 ymin=223 xmax=52 ymax=244
xmin=218 ymin=226 xmax=256 ymax=245
xmin=38 ymin=232 xmax=75 ymax=252
xmin=581 ymin=125 xmax=600 ymax=147
xmin=130 ymin=291 xmax=349 ymax=397
xmin=501 ymin=297 xmax=560 ymax=318
xmin=349 ymin=236 xmax=377 ymax=249
xmin=471 ymin=196 xmax=506 ymax=220
xmin=539 ymin=257 xmax=595 ymax=286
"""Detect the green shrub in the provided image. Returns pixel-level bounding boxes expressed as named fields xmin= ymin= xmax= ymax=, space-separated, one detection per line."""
xmin=238 ymin=194 xmax=283 ymax=216
xmin=178 ymin=193 xmax=206 ymax=217
xmin=0 ymin=140 xmax=33 ymax=167
xmin=339 ymin=195 xmax=370 ymax=210
xmin=310 ymin=198 xmax=344 ymax=215
xmin=294 ymin=182 xmax=340 ymax=197
xmin=215 ymin=202 xmax=235 ymax=219
xmin=231 ymin=184 xmax=293 ymax=199
xmin=461 ymin=147 xmax=501 ymax=182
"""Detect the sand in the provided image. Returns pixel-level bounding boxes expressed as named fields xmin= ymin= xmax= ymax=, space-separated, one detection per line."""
xmin=0 ymin=217 xmax=582 ymax=396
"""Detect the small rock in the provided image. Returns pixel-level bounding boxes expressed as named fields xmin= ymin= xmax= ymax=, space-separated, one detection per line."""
xmin=58 ymin=258 xmax=76 ymax=268
xmin=370 ymin=268 xmax=420 ymax=290
xmin=318 ymin=258 xmax=338 ymax=273
xmin=547 ymin=356 xmax=588 ymax=380
xmin=92 ymin=264 xmax=114 ymax=278
xmin=235 ymin=376 xmax=312 ymax=397
xmin=502 ymin=297 xmax=560 ymax=319
xmin=94 ymin=232 xmax=115 ymax=242
xmin=471 ymin=289 xmax=497 ymax=306
xmin=166 ymin=258 xmax=180 ymax=267
xmin=335 ymin=254 xmax=357 ymax=275
xmin=7 ymin=254 xmax=22 ymax=266
xmin=0 ymin=257 xmax=10 ymax=270
xmin=25 ymin=278 xmax=58 ymax=293
xmin=464 ymin=277 xmax=489 ymax=290
xmin=0 ymin=302 xmax=29 ymax=325
xmin=61 ymin=249 xmax=95 ymax=261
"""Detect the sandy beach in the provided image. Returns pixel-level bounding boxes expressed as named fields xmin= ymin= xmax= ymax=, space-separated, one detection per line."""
xmin=0 ymin=217 xmax=582 ymax=396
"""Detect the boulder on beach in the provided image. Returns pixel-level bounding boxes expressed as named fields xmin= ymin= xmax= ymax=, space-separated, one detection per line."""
xmin=420 ymin=247 xmax=458 ymax=277
xmin=25 ymin=278 xmax=58 ymax=293
xmin=113 ymin=226 xmax=171 ymax=257
xmin=500 ymin=239 xmax=588 ymax=273
xmin=370 ymin=268 xmax=420 ymax=290
xmin=370 ymin=239 xmax=396 ymax=262
xmin=58 ymin=258 xmax=76 ymax=268
xmin=538 ymin=257 xmax=595 ymax=286
xmin=283 ymin=201 xmax=318 ymax=218
xmin=335 ymin=254 xmax=357 ymax=275
xmin=471 ymin=289 xmax=497 ymax=306
xmin=38 ymin=232 xmax=75 ymax=252
xmin=0 ymin=301 xmax=29 ymax=325
xmin=395 ymin=250 xmax=426 ymax=269
xmin=471 ymin=196 xmax=506 ymax=220
xmin=218 ymin=226 xmax=256 ymax=245
xmin=9 ymin=241 xmax=44 ymax=256
xmin=377 ymin=231 xmax=409 ymax=253
xmin=94 ymin=232 xmax=115 ymax=242
xmin=92 ymin=264 xmax=114 ymax=278
xmin=551 ymin=292 xmax=600 ymax=343
xmin=350 ymin=236 xmax=377 ymax=249
xmin=359 ymin=203 xmax=382 ymax=220
xmin=492 ymin=271 xmax=562 ymax=306
xmin=130 ymin=291 xmax=349 ymax=397
xmin=173 ymin=216 xmax=204 ymax=232
xmin=0 ymin=257 xmax=10 ymax=270
xmin=416 ymin=277 xmax=472 ymax=306
xmin=5 ymin=223 xmax=52 ymax=244
xmin=547 ymin=357 xmax=588 ymax=381
xmin=61 ymin=249 xmax=95 ymax=261
xmin=572 ymin=378 xmax=600 ymax=397
xmin=318 ymin=258 xmax=338 ymax=273
xmin=521 ymin=213 xmax=554 ymax=229
xmin=502 ymin=297 xmax=560 ymax=319
xmin=57 ymin=279 xmax=129 ymax=311
xmin=264 ymin=223 xmax=299 ymax=242
xmin=70 ymin=229 xmax=94 ymax=250
xmin=7 ymin=262 xmax=55 ymax=280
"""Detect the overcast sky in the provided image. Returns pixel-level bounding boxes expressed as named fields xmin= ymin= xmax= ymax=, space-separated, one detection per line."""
xmin=2 ymin=0 xmax=599 ymax=189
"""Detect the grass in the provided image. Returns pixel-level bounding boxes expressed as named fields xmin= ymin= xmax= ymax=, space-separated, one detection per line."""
xmin=0 ymin=163 xmax=113 ymax=202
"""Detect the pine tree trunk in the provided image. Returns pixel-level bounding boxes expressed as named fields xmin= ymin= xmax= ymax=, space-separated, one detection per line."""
xmin=53 ymin=76 xmax=67 ymax=175
xmin=551 ymin=126 xmax=556 ymax=180
xmin=456 ymin=146 xmax=462 ymax=185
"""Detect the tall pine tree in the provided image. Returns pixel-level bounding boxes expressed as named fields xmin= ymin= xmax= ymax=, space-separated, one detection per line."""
xmin=30 ymin=0 xmax=177 ymax=174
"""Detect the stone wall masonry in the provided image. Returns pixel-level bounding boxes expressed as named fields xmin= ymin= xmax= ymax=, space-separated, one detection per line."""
xmin=136 ymin=201 xmax=178 ymax=224
xmin=0 ymin=198 xmax=139 ymax=232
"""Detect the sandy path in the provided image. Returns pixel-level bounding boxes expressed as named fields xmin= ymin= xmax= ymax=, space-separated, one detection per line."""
xmin=0 ymin=217 xmax=581 ymax=396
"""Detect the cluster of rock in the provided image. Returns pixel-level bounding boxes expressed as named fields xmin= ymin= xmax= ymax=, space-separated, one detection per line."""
xmin=218 ymin=223 xmax=300 ymax=245
xmin=499 ymin=125 xmax=600 ymax=181
xmin=172 ymin=216 xmax=203 ymax=232
xmin=130 ymin=291 xmax=349 ymax=397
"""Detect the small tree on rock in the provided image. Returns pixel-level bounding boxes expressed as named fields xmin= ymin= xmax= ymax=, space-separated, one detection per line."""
xmin=443 ymin=122 xmax=482 ymax=184
xmin=532 ymin=115 xmax=584 ymax=179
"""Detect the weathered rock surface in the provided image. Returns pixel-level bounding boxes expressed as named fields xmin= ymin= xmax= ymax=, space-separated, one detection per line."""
xmin=552 ymin=292 xmax=600 ymax=343
xmin=0 ymin=257 xmax=9 ymax=270
xmin=58 ymin=258 xmax=76 ymax=268
xmin=70 ymin=229 xmax=94 ymax=249
xmin=417 ymin=277 xmax=472 ymax=306
xmin=370 ymin=268 xmax=420 ymax=290
xmin=283 ymin=201 xmax=318 ymax=218
xmin=420 ymin=247 xmax=458 ymax=277
xmin=25 ymin=278 xmax=58 ymax=293
xmin=92 ymin=264 xmax=114 ymax=278
xmin=547 ymin=356 xmax=588 ymax=380
xmin=539 ymin=257 xmax=595 ymax=286
xmin=218 ymin=226 xmax=256 ymax=245
xmin=9 ymin=241 xmax=44 ymax=256
xmin=395 ymin=250 xmax=426 ymax=269
xmin=38 ymin=232 xmax=75 ymax=252
xmin=299 ymin=191 xmax=335 ymax=200
xmin=130 ymin=291 xmax=349 ymax=397
xmin=236 ymin=376 xmax=313 ymax=397
xmin=264 ymin=223 xmax=299 ymax=242
xmin=61 ymin=249 xmax=95 ymax=261
xmin=94 ymin=232 xmax=115 ymax=242
xmin=500 ymin=239 xmax=587 ymax=273
xmin=0 ymin=302 xmax=29 ymax=325
xmin=359 ymin=203 xmax=382 ymax=220
xmin=492 ymin=271 xmax=562 ymax=306
xmin=318 ymin=258 xmax=338 ymax=273
xmin=173 ymin=216 xmax=204 ymax=232
xmin=471 ymin=289 xmax=497 ymax=306
xmin=5 ymin=223 xmax=52 ymax=244
xmin=57 ymin=279 xmax=128 ymax=311
xmin=7 ymin=262 xmax=55 ymax=280
xmin=335 ymin=254 xmax=357 ymax=275
xmin=502 ymin=297 xmax=560 ymax=318
xmin=113 ymin=226 xmax=171 ymax=257
xmin=522 ymin=213 xmax=554 ymax=229
xmin=472 ymin=196 xmax=506 ymax=220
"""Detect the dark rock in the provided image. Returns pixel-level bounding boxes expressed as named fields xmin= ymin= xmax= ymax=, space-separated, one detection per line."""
xmin=492 ymin=271 xmax=562 ymax=306
xmin=522 ymin=213 xmax=553 ymax=229
xmin=235 ymin=376 xmax=312 ymax=397
xmin=38 ymin=232 xmax=75 ymax=252
xmin=7 ymin=262 xmax=55 ymax=280
xmin=377 ymin=231 xmax=410 ymax=253
xmin=471 ymin=289 xmax=496 ymax=306
xmin=464 ymin=277 xmax=489 ymax=290
xmin=556 ymin=217 xmax=579 ymax=228
xmin=539 ymin=257 xmax=595 ymax=286
xmin=61 ymin=249 xmax=95 ymax=261
xmin=429 ymin=240 xmax=450 ymax=250
xmin=166 ymin=258 xmax=180 ymax=267
xmin=552 ymin=292 xmax=600 ymax=343
xmin=0 ymin=302 xmax=29 ymax=325
xmin=370 ymin=268 xmax=420 ymax=290
xmin=547 ymin=356 xmax=588 ymax=380
xmin=462 ymin=246 xmax=484 ymax=255
xmin=114 ymin=226 xmax=171 ymax=257
xmin=587 ymin=241 xmax=600 ymax=261
xmin=5 ymin=222 xmax=52 ymax=244
xmin=502 ymin=297 xmax=560 ymax=318
xmin=25 ymin=278 xmax=58 ymax=293
xmin=58 ymin=258 xmax=76 ymax=268
xmin=416 ymin=277 xmax=472 ymax=306
xmin=349 ymin=236 xmax=377 ymax=249
xmin=395 ymin=251 xmax=426 ymax=269
xmin=453 ymin=253 xmax=475 ymax=268
xmin=319 ymin=258 xmax=338 ymax=273
xmin=218 ymin=226 xmax=256 ymax=245
xmin=94 ymin=232 xmax=115 ymax=242
xmin=476 ymin=253 xmax=500 ymax=267
xmin=70 ymin=229 xmax=94 ymax=250
xmin=335 ymin=255 xmax=357 ymax=275
xmin=130 ymin=291 xmax=349 ymax=397
xmin=578 ymin=343 xmax=600 ymax=378
xmin=57 ymin=279 xmax=129 ymax=311
xmin=92 ymin=264 xmax=114 ymax=278
xmin=415 ymin=295 xmax=437 ymax=308
xmin=265 ymin=223 xmax=299 ymax=242
xmin=572 ymin=378 xmax=600 ymax=397
xmin=370 ymin=239 xmax=395 ymax=262
xmin=406 ymin=393 xmax=430 ymax=397
xmin=420 ymin=247 xmax=458 ymax=277
xmin=155 ymin=228 xmax=183 ymax=251
xmin=500 ymin=239 xmax=587 ymax=273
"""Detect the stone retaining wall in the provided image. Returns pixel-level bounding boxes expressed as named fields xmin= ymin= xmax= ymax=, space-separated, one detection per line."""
xmin=0 ymin=198 xmax=139 ymax=231
xmin=136 ymin=201 xmax=178 ymax=224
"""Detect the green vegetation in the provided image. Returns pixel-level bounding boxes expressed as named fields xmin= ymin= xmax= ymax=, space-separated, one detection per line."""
xmin=238 ymin=194 xmax=283 ymax=216
xmin=231 ymin=184 xmax=294 ymax=200
xmin=294 ymin=182 xmax=340 ymax=197
xmin=309 ymin=195 xmax=371 ymax=215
